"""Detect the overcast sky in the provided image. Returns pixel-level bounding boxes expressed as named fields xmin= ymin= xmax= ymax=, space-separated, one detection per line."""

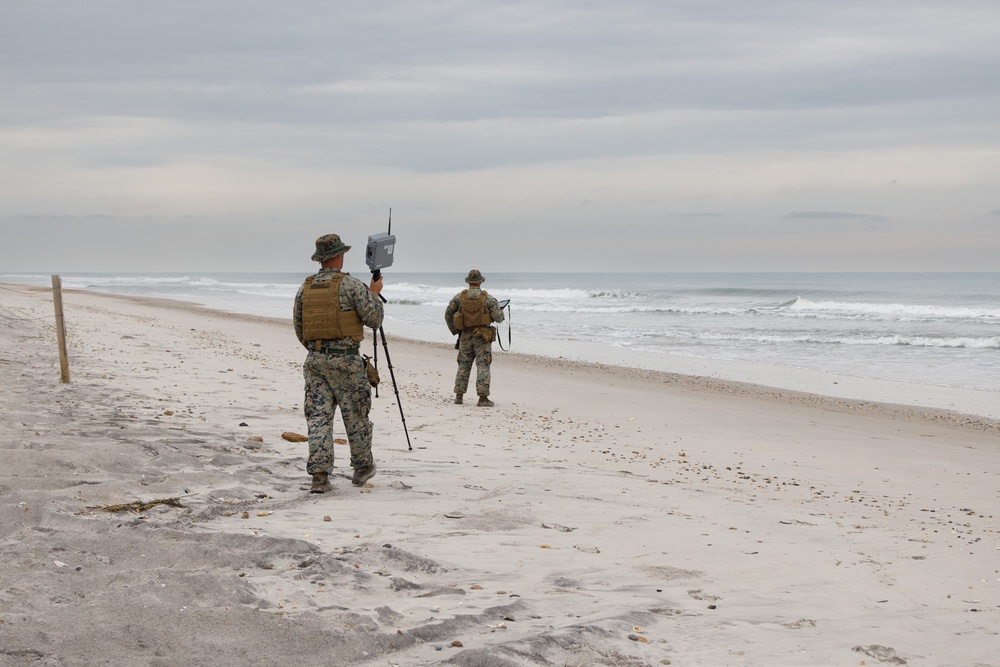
xmin=2 ymin=0 xmax=999 ymax=273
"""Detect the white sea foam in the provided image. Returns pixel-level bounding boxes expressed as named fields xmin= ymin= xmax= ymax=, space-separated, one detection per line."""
xmin=787 ymin=298 xmax=1000 ymax=321
xmin=5 ymin=271 xmax=998 ymax=394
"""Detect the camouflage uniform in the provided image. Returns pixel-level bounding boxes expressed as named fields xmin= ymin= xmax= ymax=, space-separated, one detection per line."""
xmin=445 ymin=270 xmax=505 ymax=400
xmin=294 ymin=244 xmax=383 ymax=479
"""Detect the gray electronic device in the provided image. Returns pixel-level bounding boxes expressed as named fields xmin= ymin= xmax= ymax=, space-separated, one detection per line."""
xmin=366 ymin=208 xmax=396 ymax=280
xmin=365 ymin=232 xmax=396 ymax=275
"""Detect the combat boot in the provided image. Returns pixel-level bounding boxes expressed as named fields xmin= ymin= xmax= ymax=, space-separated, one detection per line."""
xmin=477 ymin=395 xmax=494 ymax=407
xmin=352 ymin=464 xmax=377 ymax=486
xmin=310 ymin=472 xmax=331 ymax=494
xmin=454 ymin=394 xmax=463 ymax=404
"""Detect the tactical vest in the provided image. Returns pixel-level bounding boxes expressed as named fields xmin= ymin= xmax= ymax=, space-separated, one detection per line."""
xmin=453 ymin=289 xmax=492 ymax=331
xmin=301 ymin=273 xmax=365 ymax=343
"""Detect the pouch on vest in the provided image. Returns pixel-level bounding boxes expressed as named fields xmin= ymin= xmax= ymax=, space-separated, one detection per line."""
xmin=454 ymin=289 xmax=491 ymax=331
xmin=363 ymin=354 xmax=380 ymax=387
xmin=472 ymin=326 xmax=497 ymax=343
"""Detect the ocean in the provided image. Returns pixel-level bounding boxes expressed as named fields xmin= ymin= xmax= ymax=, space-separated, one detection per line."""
xmin=4 ymin=270 xmax=999 ymax=402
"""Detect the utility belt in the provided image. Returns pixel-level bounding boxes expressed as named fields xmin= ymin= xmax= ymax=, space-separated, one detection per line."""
xmin=309 ymin=341 xmax=360 ymax=356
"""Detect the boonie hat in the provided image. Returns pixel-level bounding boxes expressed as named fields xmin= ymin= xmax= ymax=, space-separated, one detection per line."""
xmin=311 ymin=234 xmax=351 ymax=262
xmin=465 ymin=269 xmax=486 ymax=284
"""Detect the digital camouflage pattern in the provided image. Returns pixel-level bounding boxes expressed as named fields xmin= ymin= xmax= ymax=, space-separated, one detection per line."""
xmin=302 ymin=353 xmax=373 ymax=473
xmin=454 ymin=332 xmax=494 ymax=397
xmin=293 ymin=267 xmax=383 ymax=475
xmin=311 ymin=233 xmax=351 ymax=262
xmin=445 ymin=285 xmax=505 ymax=397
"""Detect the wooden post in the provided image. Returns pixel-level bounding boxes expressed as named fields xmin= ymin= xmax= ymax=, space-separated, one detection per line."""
xmin=51 ymin=274 xmax=71 ymax=383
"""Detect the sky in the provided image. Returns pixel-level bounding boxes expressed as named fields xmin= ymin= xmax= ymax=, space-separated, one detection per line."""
xmin=2 ymin=0 xmax=999 ymax=273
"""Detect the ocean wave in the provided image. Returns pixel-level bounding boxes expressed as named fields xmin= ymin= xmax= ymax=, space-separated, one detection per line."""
xmin=697 ymin=287 xmax=808 ymax=298
xmin=203 ymin=283 xmax=299 ymax=297
xmin=389 ymin=283 xmax=638 ymax=301
xmin=382 ymin=298 xmax=428 ymax=306
xmin=483 ymin=304 xmax=747 ymax=315
xmin=484 ymin=287 xmax=638 ymax=300
xmin=871 ymin=335 xmax=1000 ymax=349
xmin=87 ymin=275 xmax=203 ymax=286
xmin=0 ymin=273 xmax=53 ymax=282
xmin=786 ymin=298 xmax=1000 ymax=321
xmin=696 ymin=331 xmax=1000 ymax=349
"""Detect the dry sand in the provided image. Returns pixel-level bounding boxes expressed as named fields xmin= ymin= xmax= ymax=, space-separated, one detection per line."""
xmin=1 ymin=284 xmax=998 ymax=667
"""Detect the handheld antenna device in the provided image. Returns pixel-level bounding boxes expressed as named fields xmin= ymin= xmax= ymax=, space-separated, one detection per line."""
xmin=365 ymin=209 xmax=396 ymax=284
xmin=364 ymin=208 xmax=412 ymax=450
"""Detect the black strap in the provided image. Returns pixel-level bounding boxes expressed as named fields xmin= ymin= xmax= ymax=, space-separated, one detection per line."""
xmin=496 ymin=303 xmax=512 ymax=351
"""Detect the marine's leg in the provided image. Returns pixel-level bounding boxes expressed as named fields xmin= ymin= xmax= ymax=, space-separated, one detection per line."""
xmin=332 ymin=355 xmax=375 ymax=472
xmin=303 ymin=353 xmax=337 ymax=475
xmin=454 ymin=334 xmax=475 ymax=396
xmin=474 ymin=338 xmax=493 ymax=398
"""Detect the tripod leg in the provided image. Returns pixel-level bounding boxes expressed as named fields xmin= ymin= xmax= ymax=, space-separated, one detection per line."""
xmin=377 ymin=327 xmax=412 ymax=450
xmin=372 ymin=328 xmax=380 ymax=398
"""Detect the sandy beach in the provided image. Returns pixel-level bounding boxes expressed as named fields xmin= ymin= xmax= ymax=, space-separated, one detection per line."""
xmin=1 ymin=284 xmax=998 ymax=667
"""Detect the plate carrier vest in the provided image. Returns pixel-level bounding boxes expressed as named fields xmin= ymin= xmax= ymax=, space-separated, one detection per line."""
xmin=301 ymin=273 xmax=365 ymax=343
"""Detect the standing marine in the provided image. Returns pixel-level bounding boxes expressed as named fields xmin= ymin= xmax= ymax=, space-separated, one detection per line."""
xmin=293 ymin=234 xmax=384 ymax=493
xmin=445 ymin=269 xmax=505 ymax=407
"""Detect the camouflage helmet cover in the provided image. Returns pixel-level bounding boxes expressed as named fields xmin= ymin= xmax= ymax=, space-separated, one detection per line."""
xmin=465 ymin=269 xmax=486 ymax=284
xmin=311 ymin=234 xmax=351 ymax=262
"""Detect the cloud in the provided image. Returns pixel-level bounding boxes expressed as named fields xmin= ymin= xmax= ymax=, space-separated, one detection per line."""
xmin=786 ymin=211 xmax=888 ymax=223
xmin=1 ymin=1 xmax=999 ymax=271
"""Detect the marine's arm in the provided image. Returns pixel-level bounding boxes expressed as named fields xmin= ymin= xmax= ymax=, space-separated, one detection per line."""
xmin=343 ymin=275 xmax=384 ymax=330
xmin=445 ymin=293 xmax=461 ymax=335
xmin=486 ymin=295 xmax=505 ymax=323
xmin=293 ymin=283 xmax=309 ymax=348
